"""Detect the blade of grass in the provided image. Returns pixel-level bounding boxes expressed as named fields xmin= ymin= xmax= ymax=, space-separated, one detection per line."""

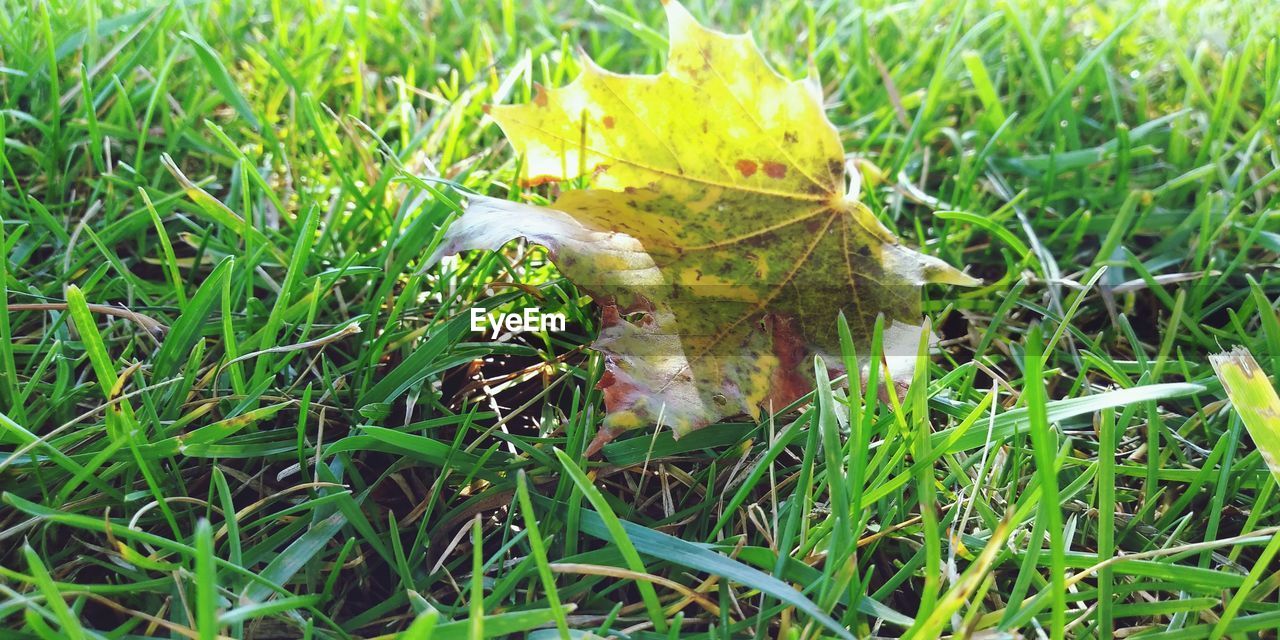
xmin=1025 ymin=323 xmax=1066 ymax=638
xmin=195 ymin=519 xmax=218 ymax=640
xmin=516 ymin=470 xmax=571 ymax=640
xmin=22 ymin=544 xmax=85 ymax=640
xmin=552 ymin=447 xmax=667 ymax=633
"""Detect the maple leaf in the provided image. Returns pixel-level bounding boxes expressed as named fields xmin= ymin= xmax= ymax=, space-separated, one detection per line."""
xmin=431 ymin=1 xmax=977 ymax=454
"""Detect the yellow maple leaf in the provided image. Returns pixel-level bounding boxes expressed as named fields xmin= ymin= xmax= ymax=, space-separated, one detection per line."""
xmin=433 ymin=1 xmax=976 ymax=453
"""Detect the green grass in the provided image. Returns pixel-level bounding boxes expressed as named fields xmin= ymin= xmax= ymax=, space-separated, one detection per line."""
xmin=3 ymin=0 xmax=1280 ymax=637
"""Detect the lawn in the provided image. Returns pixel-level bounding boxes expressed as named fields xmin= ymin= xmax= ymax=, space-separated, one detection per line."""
xmin=2 ymin=0 xmax=1280 ymax=638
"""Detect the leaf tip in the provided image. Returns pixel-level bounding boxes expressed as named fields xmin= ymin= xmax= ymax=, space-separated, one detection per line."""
xmin=920 ymin=256 xmax=981 ymax=287
xmin=585 ymin=425 xmax=625 ymax=457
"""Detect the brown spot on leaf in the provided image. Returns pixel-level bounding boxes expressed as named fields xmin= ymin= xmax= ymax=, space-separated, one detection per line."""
xmin=603 ymin=115 xmax=615 ymax=129
xmin=532 ymin=84 xmax=549 ymax=107
xmin=763 ymin=162 xmax=787 ymax=179
xmin=736 ymin=159 xmax=758 ymax=178
xmin=765 ymin=314 xmax=810 ymax=408
xmin=827 ymin=158 xmax=845 ymax=179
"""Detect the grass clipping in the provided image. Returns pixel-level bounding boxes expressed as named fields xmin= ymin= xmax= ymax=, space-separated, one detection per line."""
xmin=1211 ymin=346 xmax=1280 ymax=487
